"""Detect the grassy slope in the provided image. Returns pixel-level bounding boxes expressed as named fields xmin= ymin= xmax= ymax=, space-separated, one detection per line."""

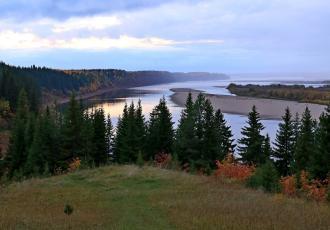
xmin=0 ymin=166 xmax=329 ymax=230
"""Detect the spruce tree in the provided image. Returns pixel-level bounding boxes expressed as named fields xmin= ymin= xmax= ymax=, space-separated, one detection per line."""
xmin=294 ymin=107 xmax=316 ymax=172
xmin=61 ymin=93 xmax=83 ymax=162
xmin=214 ymin=109 xmax=235 ymax=161
xmin=113 ymin=104 xmax=130 ymax=163
xmin=134 ymin=100 xmax=146 ymax=157
xmin=262 ymin=134 xmax=272 ymax=161
xmin=6 ymin=89 xmax=30 ymax=178
xmin=25 ymin=117 xmax=45 ymax=176
xmin=40 ymin=107 xmax=60 ymax=174
xmin=200 ymin=99 xmax=218 ymax=169
xmin=272 ymin=107 xmax=295 ymax=176
xmin=310 ymin=105 xmax=330 ymax=179
xmin=146 ymin=97 xmax=174 ymax=159
xmin=238 ymin=105 xmax=265 ymax=165
xmin=292 ymin=112 xmax=301 ymax=148
xmin=81 ymin=110 xmax=95 ymax=164
xmin=92 ymin=109 xmax=108 ymax=166
xmin=175 ymin=92 xmax=198 ymax=164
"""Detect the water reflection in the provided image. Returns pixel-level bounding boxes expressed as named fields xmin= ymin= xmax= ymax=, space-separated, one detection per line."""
xmin=85 ymin=79 xmax=286 ymax=144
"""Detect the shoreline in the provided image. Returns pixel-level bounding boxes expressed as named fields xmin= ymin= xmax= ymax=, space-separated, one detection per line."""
xmin=170 ymin=88 xmax=326 ymax=120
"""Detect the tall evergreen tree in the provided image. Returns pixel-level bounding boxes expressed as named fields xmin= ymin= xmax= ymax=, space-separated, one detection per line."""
xmin=175 ymin=92 xmax=198 ymax=164
xmin=134 ymin=100 xmax=146 ymax=157
xmin=194 ymin=94 xmax=206 ymax=155
xmin=294 ymin=107 xmax=316 ymax=172
xmin=6 ymin=89 xmax=30 ymax=177
xmin=214 ymin=109 xmax=235 ymax=161
xmin=262 ymin=134 xmax=272 ymax=161
xmin=272 ymin=107 xmax=295 ymax=176
xmin=61 ymin=93 xmax=83 ymax=162
xmin=146 ymin=97 xmax=174 ymax=159
xmin=238 ymin=105 xmax=265 ymax=165
xmin=310 ymin=105 xmax=330 ymax=179
xmin=91 ymin=109 xmax=108 ymax=166
xmin=113 ymin=102 xmax=142 ymax=163
xmin=25 ymin=117 xmax=45 ymax=176
xmin=40 ymin=107 xmax=60 ymax=174
xmin=199 ymin=99 xmax=217 ymax=169
xmin=113 ymin=104 xmax=130 ymax=163
xmin=81 ymin=110 xmax=95 ymax=164
xmin=292 ymin=112 xmax=301 ymax=148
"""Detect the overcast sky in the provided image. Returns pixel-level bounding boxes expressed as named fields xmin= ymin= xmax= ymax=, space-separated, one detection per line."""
xmin=0 ymin=0 xmax=329 ymax=73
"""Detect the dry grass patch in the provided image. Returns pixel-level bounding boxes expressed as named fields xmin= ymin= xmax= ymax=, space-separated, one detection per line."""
xmin=0 ymin=165 xmax=329 ymax=229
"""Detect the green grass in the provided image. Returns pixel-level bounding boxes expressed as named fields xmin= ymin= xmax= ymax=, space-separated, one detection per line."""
xmin=0 ymin=165 xmax=329 ymax=229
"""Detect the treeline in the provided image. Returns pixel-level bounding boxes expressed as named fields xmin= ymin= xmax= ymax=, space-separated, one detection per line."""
xmin=0 ymin=90 xmax=113 ymax=178
xmin=227 ymin=83 xmax=330 ymax=105
xmin=0 ymin=64 xmax=40 ymax=112
xmin=0 ymin=62 xmax=228 ymax=96
xmin=1 ymin=90 xmax=329 ymax=182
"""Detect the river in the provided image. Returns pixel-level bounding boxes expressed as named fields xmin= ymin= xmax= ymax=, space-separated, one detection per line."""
xmin=85 ymin=75 xmax=326 ymax=145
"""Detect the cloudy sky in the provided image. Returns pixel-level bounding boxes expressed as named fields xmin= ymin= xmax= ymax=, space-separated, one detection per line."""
xmin=0 ymin=0 xmax=329 ymax=73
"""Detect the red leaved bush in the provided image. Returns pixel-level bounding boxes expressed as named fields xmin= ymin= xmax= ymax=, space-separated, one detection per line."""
xmin=215 ymin=154 xmax=255 ymax=181
xmin=280 ymin=176 xmax=296 ymax=197
xmin=154 ymin=152 xmax=172 ymax=168
xmin=280 ymin=171 xmax=328 ymax=202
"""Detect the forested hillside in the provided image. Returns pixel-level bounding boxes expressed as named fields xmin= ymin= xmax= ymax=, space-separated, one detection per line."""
xmin=0 ymin=62 xmax=227 ymax=95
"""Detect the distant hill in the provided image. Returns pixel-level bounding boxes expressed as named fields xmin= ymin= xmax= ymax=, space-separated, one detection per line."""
xmin=0 ymin=62 xmax=228 ymax=94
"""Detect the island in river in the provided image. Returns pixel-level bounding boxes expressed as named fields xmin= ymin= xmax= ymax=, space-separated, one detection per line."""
xmin=227 ymin=83 xmax=330 ymax=105
xmin=170 ymin=88 xmax=326 ymax=120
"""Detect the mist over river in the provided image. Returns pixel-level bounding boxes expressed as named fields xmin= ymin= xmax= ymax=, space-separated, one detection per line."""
xmin=84 ymin=74 xmax=327 ymax=145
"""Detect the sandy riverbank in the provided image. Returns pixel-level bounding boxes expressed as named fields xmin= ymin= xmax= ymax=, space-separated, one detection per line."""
xmin=170 ymin=89 xmax=326 ymax=120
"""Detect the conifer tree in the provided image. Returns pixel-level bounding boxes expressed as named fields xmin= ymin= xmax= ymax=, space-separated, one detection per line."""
xmin=272 ymin=107 xmax=295 ymax=176
xmin=25 ymin=117 xmax=45 ymax=176
xmin=310 ymin=105 xmax=330 ymax=179
xmin=292 ymin=112 xmax=301 ymax=148
xmin=175 ymin=92 xmax=198 ymax=164
xmin=238 ymin=105 xmax=265 ymax=165
xmin=294 ymin=107 xmax=316 ymax=172
xmin=113 ymin=104 xmax=130 ymax=163
xmin=24 ymin=113 xmax=36 ymax=152
xmin=214 ymin=109 xmax=235 ymax=161
xmin=200 ymin=99 xmax=217 ymax=168
xmin=81 ymin=110 xmax=95 ymax=164
xmin=134 ymin=100 xmax=146 ymax=157
xmin=262 ymin=134 xmax=272 ymax=161
xmin=92 ymin=109 xmax=108 ymax=166
xmin=61 ymin=93 xmax=83 ymax=162
xmin=6 ymin=89 xmax=30 ymax=177
xmin=146 ymin=97 xmax=174 ymax=159
xmin=40 ymin=107 xmax=60 ymax=173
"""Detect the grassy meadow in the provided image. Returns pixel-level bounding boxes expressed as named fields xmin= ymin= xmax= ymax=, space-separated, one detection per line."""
xmin=0 ymin=165 xmax=329 ymax=230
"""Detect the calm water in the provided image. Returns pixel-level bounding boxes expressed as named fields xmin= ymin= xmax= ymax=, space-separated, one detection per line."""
xmin=86 ymin=75 xmax=326 ymax=145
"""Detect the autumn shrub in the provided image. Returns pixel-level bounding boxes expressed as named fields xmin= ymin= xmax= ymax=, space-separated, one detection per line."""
xmin=68 ymin=157 xmax=81 ymax=172
xmin=215 ymin=154 xmax=254 ymax=181
xmin=154 ymin=152 xmax=172 ymax=168
xmin=280 ymin=175 xmax=297 ymax=197
xmin=299 ymin=171 xmax=328 ymax=202
xmin=280 ymin=171 xmax=329 ymax=202
xmin=247 ymin=161 xmax=280 ymax=193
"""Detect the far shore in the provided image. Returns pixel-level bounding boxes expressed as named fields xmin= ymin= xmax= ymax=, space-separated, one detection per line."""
xmin=170 ymin=88 xmax=326 ymax=120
